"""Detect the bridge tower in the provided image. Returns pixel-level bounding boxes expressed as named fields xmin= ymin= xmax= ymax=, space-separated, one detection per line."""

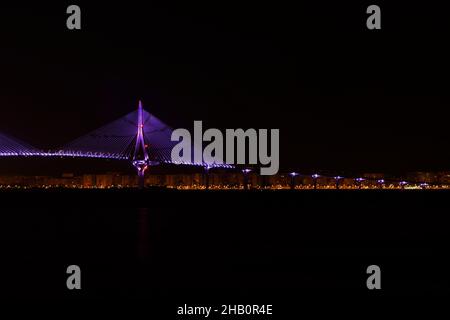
xmin=132 ymin=100 xmax=150 ymax=189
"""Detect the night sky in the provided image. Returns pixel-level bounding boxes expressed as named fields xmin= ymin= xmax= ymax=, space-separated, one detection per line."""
xmin=0 ymin=2 xmax=449 ymax=173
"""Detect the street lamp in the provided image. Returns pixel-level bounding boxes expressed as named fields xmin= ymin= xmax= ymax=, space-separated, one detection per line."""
xmin=312 ymin=174 xmax=320 ymax=190
xmin=399 ymin=181 xmax=408 ymax=190
xmin=334 ymin=176 xmax=343 ymax=189
xmin=377 ymin=179 xmax=385 ymax=189
xmin=242 ymin=168 xmax=252 ymax=190
xmin=204 ymin=165 xmax=211 ymax=190
xmin=289 ymin=172 xmax=299 ymax=190
xmin=420 ymin=183 xmax=429 ymax=190
xmin=355 ymin=177 xmax=364 ymax=189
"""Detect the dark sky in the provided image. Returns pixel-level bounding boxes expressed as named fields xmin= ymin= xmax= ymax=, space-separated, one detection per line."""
xmin=0 ymin=1 xmax=449 ymax=174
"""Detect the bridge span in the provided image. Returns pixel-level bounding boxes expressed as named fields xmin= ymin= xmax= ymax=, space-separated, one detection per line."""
xmin=1 ymin=101 xmax=231 ymax=187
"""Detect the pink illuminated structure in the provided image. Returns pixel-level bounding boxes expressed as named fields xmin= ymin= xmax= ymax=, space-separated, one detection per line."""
xmin=132 ymin=101 xmax=150 ymax=189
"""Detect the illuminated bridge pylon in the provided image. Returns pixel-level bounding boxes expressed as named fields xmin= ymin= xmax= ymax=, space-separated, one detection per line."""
xmin=60 ymin=100 xmax=232 ymax=187
xmin=61 ymin=100 xmax=178 ymax=185
xmin=133 ymin=101 xmax=151 ymax=189
xmin=1 ymin=101 xmax=232 ymax=188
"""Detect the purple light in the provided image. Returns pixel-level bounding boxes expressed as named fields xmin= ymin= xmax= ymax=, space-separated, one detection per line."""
xmin=1 ymin=105 xmax=240 ymax=171
xmin=242 ymin=169 xmax=252 ymax=174
xmin=289 ymin=172 xmax=299 ymax=177
xmin=355 ymin=178 xmax=364 ymax=182
xmin=334 ymin=176 xmax=343 ymax=180
xmin=399 ymin=181 xmax=408 ymax=186
xmin=377 ymin=179 xmax=385 ymax=184
xmin=312 ymin=174 xmax=320 ymax=179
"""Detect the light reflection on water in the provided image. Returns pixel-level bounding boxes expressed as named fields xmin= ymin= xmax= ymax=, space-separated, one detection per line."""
xmin=137 ymin=208 xmax=149 ymax=259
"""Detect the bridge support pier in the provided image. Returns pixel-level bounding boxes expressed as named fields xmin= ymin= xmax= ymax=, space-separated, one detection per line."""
xmin=138 ymin=170 xmax=145 ymax=189
xmin=133 ymin=160 xmax=148 ymax=190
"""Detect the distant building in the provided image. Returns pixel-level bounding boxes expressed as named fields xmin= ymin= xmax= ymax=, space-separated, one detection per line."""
xmin=83 ymin=175 xmax=95 ymax=187
xmin=96 ymin=174 xmax=113 ymax=188
xmin=2 ymin=170 xmax=450 ymax=189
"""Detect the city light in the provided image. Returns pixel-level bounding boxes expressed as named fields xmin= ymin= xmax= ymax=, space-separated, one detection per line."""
xmin=1 ymin=171 xmax=450 ymax=191
xmin=1 ymin=103 xmax=448 ymax=191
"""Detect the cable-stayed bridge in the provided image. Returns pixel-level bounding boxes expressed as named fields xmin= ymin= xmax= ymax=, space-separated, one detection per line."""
xmin=0 ymin=101 xmax=231 ymax=187
xmin=4 ymin=101 xmax=441 ymax=190
xmin=0 ymin=132 xmax=40 ymax=157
